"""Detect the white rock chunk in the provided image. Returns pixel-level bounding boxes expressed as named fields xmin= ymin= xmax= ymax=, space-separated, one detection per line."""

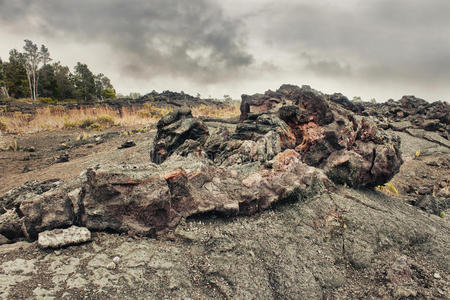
xmin=38 ymin=226 xmax=91 ymax=248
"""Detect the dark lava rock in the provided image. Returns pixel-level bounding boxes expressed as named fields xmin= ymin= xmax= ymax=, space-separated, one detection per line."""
xmin=414 ymin=195 xmax=449 ymax=216
xmin=81 ymin=166 xmax=177 ymax=236
xmin=0 ymin=84 xmax=408 ymax=240
xmin=0 ymin=233 xmax=10 ymax=245
xmin=19 ymin=189 xmax=76 ymax=240
xmin=0 ymin=179 xmax=62 ymax=212
xmin=150 ymin=85 xmax=402 ymax=188
xmin=22 ymin=165 xmax=33 ymax=173
xmin=56 ymin=152 xmax=69 ymax=163
xmin=328 ymin=93 xmax=364 ymax=113
xmin=150 ymin=108 xmax=209 ymax=164
xmin=0 ymin=209 xmax=23 ymax=239
xmin=118 ymin=140 xmax=136 ymax=149
xmin=361 ymin=95 xmax=449 ymax=136
xmin=231 ymin=84 xmax=402 ymax=188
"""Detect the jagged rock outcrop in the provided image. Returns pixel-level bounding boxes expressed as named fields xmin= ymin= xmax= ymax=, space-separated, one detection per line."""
xmin=0 ymin=151 xmax=330 ymax=239
xmin=0 ymin=84 xmax=406 ymax=241
xmin=150 ymin=108 xmax=209 ymax=164
xmin=328 ymin=93 xmax=364 ymax=113
xmin=361 ymin=96 xmax=449 ymax=139
xmin=161 ymin=85 xmax=402 ymax=188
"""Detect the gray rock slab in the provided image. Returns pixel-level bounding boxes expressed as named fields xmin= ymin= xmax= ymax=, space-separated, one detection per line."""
xmin=38 ymin=226 xmax=91 ymax=248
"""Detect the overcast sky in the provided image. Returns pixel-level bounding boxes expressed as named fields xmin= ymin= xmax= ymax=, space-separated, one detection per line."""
xmin=0 ymin=0 xmax=449 ymax=102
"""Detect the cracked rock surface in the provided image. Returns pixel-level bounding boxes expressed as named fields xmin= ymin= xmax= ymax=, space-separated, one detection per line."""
xmin=0 ymin=187 xmax=448 ymax=299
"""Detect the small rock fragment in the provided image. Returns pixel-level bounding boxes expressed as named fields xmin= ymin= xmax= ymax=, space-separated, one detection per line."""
xmin=38 ymin=226 xmax=91 ymax=248
xmin=56 ymin=152 xmax=69 ymax=163
xmin=106 ymin=262 xmax=116 ymax=270
xmin=112 ymin=256 xmax=121 ymax=264
xmin=434 ymin=272 xmax=441 ymax=279
xmin=22 ymin=165 xmax=33 ymax=173
xmin=118 ymin=140 xmax=136 ymax=149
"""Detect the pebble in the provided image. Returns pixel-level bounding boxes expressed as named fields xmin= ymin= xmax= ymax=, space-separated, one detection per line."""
xmin=112 ymin=256 xmax=121 ymax=264
xmin=106 ymin=262 xmax=116 ymax=270
xmin=434 ymin=272 xmax=441 ymax=279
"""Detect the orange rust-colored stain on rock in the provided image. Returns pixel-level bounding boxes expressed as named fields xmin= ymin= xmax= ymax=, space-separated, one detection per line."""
xmin=273 ymin=149 xmax=301 ymax=171
xmin=164 ymin=169 xmax=187 ymax=181
xmin=295 ymin=122 xmax=324 ymax=152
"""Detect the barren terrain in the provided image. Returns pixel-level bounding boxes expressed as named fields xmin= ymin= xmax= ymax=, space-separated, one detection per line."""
xmin=0 ymin=86 xmax=449 ymax=299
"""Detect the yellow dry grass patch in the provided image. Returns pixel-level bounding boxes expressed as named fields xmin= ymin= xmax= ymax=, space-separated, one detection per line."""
xmin=192 ymin=104 xmax=240 ymax=119
xmin=0 ymin=102 xmax=240 ymax=133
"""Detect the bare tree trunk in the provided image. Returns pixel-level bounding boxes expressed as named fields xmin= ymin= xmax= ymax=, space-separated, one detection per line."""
xmin=26 ymin=68 xmax=33 ymax=101
xmin=32 ymin=69 xmax=36 ymax=101
xmin=36 ymin=72 xmax=39 ymax=99
xmin=0 ymin=86 xmax=9 ymax=99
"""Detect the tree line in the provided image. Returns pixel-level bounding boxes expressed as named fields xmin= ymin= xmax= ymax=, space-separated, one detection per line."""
xmin=0 ymin=40 xmax=116 ymax=102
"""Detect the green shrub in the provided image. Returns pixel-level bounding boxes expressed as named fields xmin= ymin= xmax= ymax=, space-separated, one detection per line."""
xmin=102 ymin=88 xmax=116 ymax=99
xmin=88 ymin=122 xmax=103 ymax=130
xmin=96 ymin=114 xmax=115 ymax=126
xmin=79 ymin=118 xmax=95 ymax=128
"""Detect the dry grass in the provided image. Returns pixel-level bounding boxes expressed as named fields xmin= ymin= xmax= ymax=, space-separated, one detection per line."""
xmin=0 ymin=102 xmax=240 ymax=133
xmin=192 ymin=104 xmax=240 ymax=119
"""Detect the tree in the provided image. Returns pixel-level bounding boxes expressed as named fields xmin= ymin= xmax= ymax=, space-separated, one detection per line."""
xmin=129 ymin=92 xmax=141 ymax=99
xmin=53 ymin=62 xmax=75 ymax=100
xmin=22 ymin=40 xmax=52 ymax=101
xmin=94 ymin=73 xmax=114 ymax=100
xmin=36 ymin=45 xmax=52 ymax=98
xmin=2 ymin=43 xmax=115 ymax=102
xmin=3 ymin=49 xmax=29 ymax=98
xmin=0 ymin=58 xmax=9 ymax=99
xmin=73 ymin=62 xmax=96 ymax=101
xmin=223 ymin=94 xmax=232 ymax=101
xmin=38 ymin=64 xmax=57 ymax=98
xmin=23 ymin=40 xmax=42 ymax=101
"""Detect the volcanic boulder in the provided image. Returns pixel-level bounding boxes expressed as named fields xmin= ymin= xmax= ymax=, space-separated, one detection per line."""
xmin=150 ymin=108 xmax=209 ymax=164
xmin=81 ymin=166 xmax=178 ymax=236
xmin=236 ymin=84 xmax=403 ymax=187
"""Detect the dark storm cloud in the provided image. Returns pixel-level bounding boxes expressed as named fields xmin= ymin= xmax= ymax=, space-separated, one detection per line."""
xmin=1 ymin=0 xmax=448 ymax=100
xmin=253 ymin=0 xmax=450 ymax=84
xmin=0 ymin=0 xmax=253 ymax=82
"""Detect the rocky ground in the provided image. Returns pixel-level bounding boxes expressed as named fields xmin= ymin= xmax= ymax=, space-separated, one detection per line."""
xmin=0 ymin=85 xmax=449 ymax=299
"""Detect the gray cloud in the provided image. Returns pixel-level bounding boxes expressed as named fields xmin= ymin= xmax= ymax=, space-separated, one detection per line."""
xmin=0 ymin=0 xmax=253 ymax=83
xmin=247 ymin=0 xmax=450 ymax=88
xmin=0 ymin=0 xmax=448 ymax=101
xmin=301 ymin=53 xmax=351 ymax=77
